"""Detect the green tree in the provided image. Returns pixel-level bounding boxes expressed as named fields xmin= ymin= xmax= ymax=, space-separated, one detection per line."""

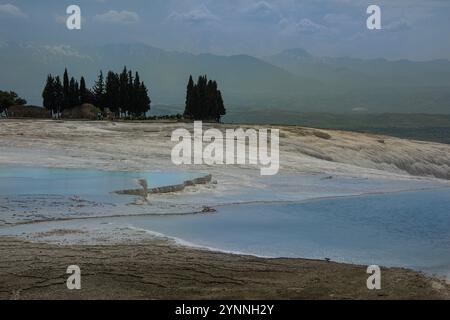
xmin=183 ymin=75 xmax=225 ymax=122
xmin=132 ymin=71 xmax=141 ymax=117
xmin=138 ymin=81 xmax=151 ymax=117
xmin=63 ymin=68 xmax=70 ymax=111
xmin=105 ymin=71 xmax=120 ymax=117
xmin=0 ymin=90 xmax=27 ymax=114
xmin=92 ymin=70 xmax=105 ymax=110
xmin=53 ymin=76 xmax=64 ymax=118
xmin=127 ymin=70 xmax=134 ymax=116
xmin=42 ymin=74 xmax=55 ymax=114
xmin=206 ymin=80 xmax=218 ymax=120
xmin=79 ymin=76 xmax=88 ymax=104
xmin=69 ymin=77 xmax=76 ymax=108
xmin=40 ymin=66 xmax=151 ymax=119
xmin=216 ymin=90 xmax=226 ymax=122
xmin=184 ymin=75 xmax=195 ymax=119
xmin=200 ymin=76 xmax=208 ymax=119
xmin=69 ymin=77 xmax=80 ymax=108
xmin=75 ymin=80 xmax=80 ymax=106
xmin=119 ymin=67 xmax=129 ymax=116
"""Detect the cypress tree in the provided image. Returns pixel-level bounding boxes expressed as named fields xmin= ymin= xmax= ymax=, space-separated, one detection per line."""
xmin=133 ymin=71 xmax=141 ymax=117
xmin=127 ymin=70 xmax=134 ymax=116
xmin=206 ymin=80 xmax=218 ymax=120
xmin=196 ymin=75 xmax=206 ymax=120
xmin=184 ymin=75 xmax=194 ymax=119
xmin=216 ymin=90 xmax=225 ymax=122
xmin=63 ymin=68 xmax=70 ymax=111
xmin=93 ymin=71 xmax=105 ymax=110
xmin=183 ymin=75 xmax=226 ymax=122
xmin=79 ymin=76 xmax=87 ymax=104
xmin=139 ymin=82 xmax=151 ymax=117
xmin=69 ymin=77 xmax=76 ymax=108
xmin=74 ymin=80 xmax=80 ymax=106
xmin=41 ymin=66 xmax=152 ymax=120
xmin=42 ymin=74 xmax=55 ymax=113
xmin=119 ymin=67 xmax=129 ymax=117
xmin=106 ymin=71 xmax=120 ymax=117
xmin=54 ymin=76 xmax=64 ymax=118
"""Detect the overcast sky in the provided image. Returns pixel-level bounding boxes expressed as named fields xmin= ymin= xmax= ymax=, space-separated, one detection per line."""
xmin=1 ymin=0 xmax=449 ymax=60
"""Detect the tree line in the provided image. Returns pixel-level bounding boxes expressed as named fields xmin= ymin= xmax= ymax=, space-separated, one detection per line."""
xmin=183 ymin=75 xmax=226 ymax=122
xmin=38 ymin=71 xmax=227 ymax=122
xmin=42 ymin=67 xmax=151 ymax=118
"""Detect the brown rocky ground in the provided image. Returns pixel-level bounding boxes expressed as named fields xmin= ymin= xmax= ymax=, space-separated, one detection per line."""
xmin=0 ymin=236 xmax=448 ymax=300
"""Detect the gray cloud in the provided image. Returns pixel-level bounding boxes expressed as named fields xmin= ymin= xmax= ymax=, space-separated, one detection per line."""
xmin=168 ymin=5 xmax=219 ymax=24
xmin=0 ymin=0 xmax=448 ymax=60
xmin=383 ymin=20 xmax=411 ymax=32
xmin=94 ymin=10 xmax=140 ymax=24
xmin=0 ymin=3 xmax=27 ymax=18
xmin=279 ymin=17 xmax=328 ymax=35
xmin=241 ymin=1 xmax=278 ymax=17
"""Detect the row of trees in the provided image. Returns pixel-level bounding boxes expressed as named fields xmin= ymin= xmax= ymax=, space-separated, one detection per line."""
xmin=41 ymin=71 xmax=226 ymax=121
xmin=0 ymin=90 xmax=27 ymax=114
xmin=42 ymin=67 xmax=151 ymax=118
xmin=184 ymin=75 xmax=226 ymax=122
xmin=97 ymin=68 xmax=151 ymax=118
xmin=42 ymin=71 xmax=86 ymax=116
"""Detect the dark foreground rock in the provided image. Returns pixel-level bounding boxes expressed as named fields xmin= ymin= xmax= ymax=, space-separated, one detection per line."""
xmin=0 ymin=236 xmax=448 ymax=300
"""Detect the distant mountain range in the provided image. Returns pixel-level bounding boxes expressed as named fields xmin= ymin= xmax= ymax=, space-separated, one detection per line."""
xmin=1 ymin=42 xmax=450 ymax=115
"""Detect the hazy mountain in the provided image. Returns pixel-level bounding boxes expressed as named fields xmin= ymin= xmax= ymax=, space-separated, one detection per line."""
xmin=265 ymin=48 xmax=450 ymax=114
xmin=1 ymin=42 xmax=450 ymax=115
xmin=0 ymin=42 xmax=317 ymax=109
xmin=266 ymin=48 xmax=450 ymax=85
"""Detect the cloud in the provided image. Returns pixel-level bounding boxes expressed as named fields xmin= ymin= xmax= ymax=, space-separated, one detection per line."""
xmin=384 ymin=20 xmax=411 ymax=32
xmin=352 ymin=107 xmax=369 ymax=112
xmin=0 ymin=3 xmax=27 ymax=18
xmin=94 ymin=10 xmax=140 ymax=24
xmin=54 ymin=14 xmax=65 ymax=24
xmin=323 ymin=13 xmax=355 ymax=26
xmin=44 ymin=45 xmax=91 ymax=59
xmin=239 ymin=1 xmax=281 ymax=23
xmin=168 ymin=5 xmax=219 ymax=24
xmin=279 ymin=17 xmax=328 ymax=35
xmin=241 ymin=1 xmax=278 ymax=17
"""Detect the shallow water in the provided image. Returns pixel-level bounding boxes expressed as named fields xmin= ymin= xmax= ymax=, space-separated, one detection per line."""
xmin=112 ymin=188 xmax=450 ymax=276
xmin=0 ymin=166 xmax=449 ymax=277
xmin=0 ymin=166 xmax=200 ymax=196
xmin=0 ymin=166 xmax=202 ymax=224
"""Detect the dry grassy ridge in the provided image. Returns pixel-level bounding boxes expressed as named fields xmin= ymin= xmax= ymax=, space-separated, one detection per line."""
xmin=0 ymin=237 xmax=448 ymax=300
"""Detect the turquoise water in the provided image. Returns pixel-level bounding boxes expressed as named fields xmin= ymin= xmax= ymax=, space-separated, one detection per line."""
xmin=0 ymin=166 xmax=199 ymax=196
xmin=0 ymin=166 xmax=449 ymax=276
xmin=0 ymin=166 xmax=201 ymax=225
xmin=113 ymin=188 xmax=450 ymax=276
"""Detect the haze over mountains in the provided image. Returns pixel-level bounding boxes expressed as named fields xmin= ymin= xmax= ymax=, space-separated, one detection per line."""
xmin=1 ymin=42 xmax=450 ymax=117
